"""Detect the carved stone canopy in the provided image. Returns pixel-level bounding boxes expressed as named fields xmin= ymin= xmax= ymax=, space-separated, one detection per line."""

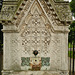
xmin=0 ymin=0 xmax=72 ymax=23
xmin=0 ymin=0 xmax=72 ymax=33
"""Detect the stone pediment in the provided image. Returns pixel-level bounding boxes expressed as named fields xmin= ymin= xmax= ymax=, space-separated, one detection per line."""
xmin=0 ymin=0 xmax=72 ymax=24
xmin=18 ymin=0 xmax=53 ymax=33
xmin=0 ymin=0 xmax=72 ymax=33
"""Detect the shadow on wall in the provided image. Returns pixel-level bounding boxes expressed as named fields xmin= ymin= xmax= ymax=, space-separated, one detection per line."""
xmin=0 ymin=48 xmax=3 ymax=75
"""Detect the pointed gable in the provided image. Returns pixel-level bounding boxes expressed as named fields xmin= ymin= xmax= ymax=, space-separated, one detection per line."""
xmin=0 ymin=0 xmax=72 ymax=33
xmin=20 ymin=0 xmax=51 ymax=57
xmin=18 ymin=0 xmax=52 ymax=31
xmin=0 ymin=0 xmax=72 ymax=25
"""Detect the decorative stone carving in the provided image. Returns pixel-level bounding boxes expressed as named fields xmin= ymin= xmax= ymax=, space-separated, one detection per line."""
xmin=55 ymin=4 xmax=72 ymax=21
xmin=20 ymin=0 xmax=51 ymax=57
xmin=14 ymin=0 xmax=34 ymax=27
xmin=41 ymin=57 xmax=50 ymax=66
xmin=21 ymin=57 xmax=50 ymax=70
xmin=21 ymin=57 xmax=30 ymax=66
xmin=2 ymin=6 xmax=17 ymax=11
xmin=0 ymin=0 xmax=72 ymax=75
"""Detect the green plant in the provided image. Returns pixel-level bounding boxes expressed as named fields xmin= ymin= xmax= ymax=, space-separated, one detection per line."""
xmin=68 ymin=51 xmax=75 ymax=58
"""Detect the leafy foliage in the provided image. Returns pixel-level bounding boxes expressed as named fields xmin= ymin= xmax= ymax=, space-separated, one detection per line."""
xmin=70 ymin=0 xmax=75 ymax=13
xmin=69 ymin=21 xmax=75 ymax=43
xmin=69 ymin=0 xmax=75 ymax=43
xmin=68 ymin=51 xmax=75 ymax=58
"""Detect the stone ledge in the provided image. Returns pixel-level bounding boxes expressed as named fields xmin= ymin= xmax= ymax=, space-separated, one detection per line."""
xmin=2 ymin=70 xmax=69 ymax=75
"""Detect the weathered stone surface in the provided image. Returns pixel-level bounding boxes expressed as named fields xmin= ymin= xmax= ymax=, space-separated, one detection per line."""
xmin=2 ymin=71 xmax=69 ymax=75
xmin=0 ymin=0 xmax=72 ymax=75
xmin=0 ymin=0 xmax=72 ymax=22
